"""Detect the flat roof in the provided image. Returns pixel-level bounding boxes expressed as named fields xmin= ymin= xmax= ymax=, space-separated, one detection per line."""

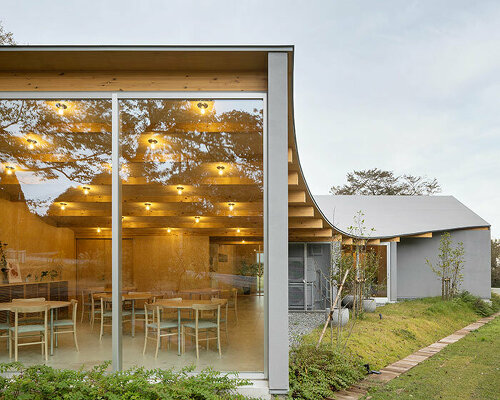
xmin=314 ymin=195 xmax=490 ymax=238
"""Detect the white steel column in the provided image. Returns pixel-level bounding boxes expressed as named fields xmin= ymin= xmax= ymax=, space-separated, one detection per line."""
xmin=111 ymin=93 xmax=123 ymax=371
xmin=267 ymin=52 xmax=289 ymax=394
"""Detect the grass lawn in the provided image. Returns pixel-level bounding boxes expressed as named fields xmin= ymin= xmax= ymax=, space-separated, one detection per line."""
xmin=362 ymin=315 xmax=500 ymax=400
xmin=300 ymin=295 xmax=493 ymax=370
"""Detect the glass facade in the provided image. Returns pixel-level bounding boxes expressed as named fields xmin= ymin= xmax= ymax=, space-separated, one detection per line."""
xmin=0 ymin=97 xmax=264 ymax=372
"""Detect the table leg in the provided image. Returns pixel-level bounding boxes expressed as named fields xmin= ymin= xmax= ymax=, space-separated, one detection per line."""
xmin=177 ymin=309 xmax=181 ymax=356
xmin=50 ymin=309 xmax=54 ymax=356
xmin=132 ymin=300 xmax=135 ymax=337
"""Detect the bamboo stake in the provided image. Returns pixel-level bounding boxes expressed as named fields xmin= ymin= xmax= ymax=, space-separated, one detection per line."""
xmin=316 ymin=269 xmax=350 ymax=349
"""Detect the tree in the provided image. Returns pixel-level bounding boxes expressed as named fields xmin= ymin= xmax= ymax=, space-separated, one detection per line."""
xmin=0 ymin=21 xmax=15 ymax=45
xmin=330 ymin=168 xmax=441 ymax=195
xmin=426 ymin=232 xmax=465 ymax=299
xmin=492 ymin=239 xmax=500 ymax=287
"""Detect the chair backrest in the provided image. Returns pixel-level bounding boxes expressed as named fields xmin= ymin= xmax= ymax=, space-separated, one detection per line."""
xmin=12 ymin=304 xmax=49 ymax=325
xmin=128 ymin=291 xmax=152 ymax=295
xmin=169 ymin=297 xmax=182 ymax=302
xmin=12 ymin=297 xmax=45 ymax=303
xmin=100 ymin=296 xmax=112 ymax=311
xmin=211 ymin=297 xmax=228 ymax=306
xmin=193 ymin=303 xmax=220 ymax=323
xmin=70 ymin=299 xmax=78 ymax=323
xmin=144 ymin=303 xmax=160 ymax=324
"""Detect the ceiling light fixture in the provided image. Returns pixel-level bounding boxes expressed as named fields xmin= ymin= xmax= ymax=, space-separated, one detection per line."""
xmin=60 ymin=202 xmax=67 ymax=210
xmin=194 ymin=216 xmax=200 ymax=223
xmin=228 ymin=202 xmax=235 ymax=211
xmin=82 ymin=186 xmax=90 ymax=195
xmin=176 ymin=186 xmax=184 ymax=195
xmin=197 ymin=102 xmax=209 ymax=115
xmin=148 ymin=138 xmax=158 ymax=149
xmin=167 ymin=227 xmax=171 ymax=233
xmin=241 ymin=240 xmax=245 ymax=244
xmin=217 ymin=165 xmax=225 ymax=176
xmin=145 ymin=202 xmax=151 ymax=211
xmin=97 ymin=227 xmax=101 ymax=233
xmin=237 ymin=228 xmax=241 ymax=233
xmin=55 ymin=103 xmax=67 ymax=116
xmin=5 ymin=166 xmax=15 ymax=175
xmin=27 ymin=138 xmax=38 ymax=149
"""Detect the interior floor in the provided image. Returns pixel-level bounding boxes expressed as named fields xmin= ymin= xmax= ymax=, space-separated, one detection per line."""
xmin=0 ymin=296 xmax=264 ymax=373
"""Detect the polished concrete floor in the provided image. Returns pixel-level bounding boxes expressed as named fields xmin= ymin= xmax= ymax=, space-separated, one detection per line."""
xmin=0 ymin=296 xmax=264 ymax=373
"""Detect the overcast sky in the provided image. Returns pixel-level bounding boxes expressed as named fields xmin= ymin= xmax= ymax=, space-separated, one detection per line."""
xmin=3 ymin=0 xmax=499 ymax=238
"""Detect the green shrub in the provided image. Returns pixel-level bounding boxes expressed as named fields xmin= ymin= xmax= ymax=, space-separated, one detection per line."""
xmin=288 ymin=344 xmax=365 ymax=400
xmin=0 ymin=362 xmax=256 ymax=400
xmin=456 ymin=291 xmax=495 ymax=317
xmin=491 ymin=292 xmax=500 ymax=313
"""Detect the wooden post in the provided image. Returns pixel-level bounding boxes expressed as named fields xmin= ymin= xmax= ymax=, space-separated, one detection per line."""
xmin=316 ymin=269 xmax=349 ymax=349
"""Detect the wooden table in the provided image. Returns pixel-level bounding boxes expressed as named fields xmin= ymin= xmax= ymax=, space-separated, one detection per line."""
xmin=0 ymin=300 xmax=71 ymax=356
xmin=95 ymin=293 xmax=153 ymax=337
xmin=178 ymin=288 xmax=220 ymax=299
xmin=155 ymin=299 xmax=213 ymax=355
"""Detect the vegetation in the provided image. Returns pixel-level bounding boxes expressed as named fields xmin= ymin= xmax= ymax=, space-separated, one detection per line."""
xmin=363 ymin=314 xmax=500 ymax=400
xmin=492 ymin=239 xmax=500 ymax=287
xmin=330 ymin=168 xmax=441 ymax=195
xmin=0 ymin=21 xmax=15 ymax=45
xmin=425 ymin=232 xmax=465 ymax=299
xmin=0 ymin=363 xmax=257 ymax=400
xmin=288 ymin=344 xmax=365 ymax=399
xmin=300 ymin=293 xmax=499 ymax=371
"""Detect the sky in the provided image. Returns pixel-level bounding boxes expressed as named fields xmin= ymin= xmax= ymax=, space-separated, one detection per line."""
xmin=2 ymin=0 xmax=500 ymax=238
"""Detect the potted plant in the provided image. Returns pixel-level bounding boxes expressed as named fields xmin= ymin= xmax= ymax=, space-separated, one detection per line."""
xmin=238 ymin=260 xmax=263 ymax=295
xmin=0 ymin=241 xmax=9 ymax=284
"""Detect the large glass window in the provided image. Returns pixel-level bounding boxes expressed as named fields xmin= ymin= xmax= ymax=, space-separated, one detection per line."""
xmin=0 ymin=96 xmax=264 ymax=372
xmin=119 ymin=99 xmax=264 ymax=372
xmin=0 ymin=99 xmax=112 ymax=367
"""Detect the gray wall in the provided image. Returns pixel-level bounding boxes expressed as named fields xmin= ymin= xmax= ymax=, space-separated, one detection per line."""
xmin=397 ymin=229 xmax=491 ymax=299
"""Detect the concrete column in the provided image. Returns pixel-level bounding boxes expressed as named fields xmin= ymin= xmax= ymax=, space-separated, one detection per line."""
xmin=267 ymin=52 xmax=289 ymax=394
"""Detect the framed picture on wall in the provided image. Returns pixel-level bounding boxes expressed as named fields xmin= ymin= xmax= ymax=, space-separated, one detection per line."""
xmin=7 ymin=260 xmax=22 ymax=283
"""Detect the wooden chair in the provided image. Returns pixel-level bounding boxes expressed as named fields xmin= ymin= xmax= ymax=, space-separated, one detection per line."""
xmin=81 ymin=286 xmax=105 ymax=323
xmin=9 ymin=304 xmax=49 ymax=362
xmin=182 ymin=303 xmax=221 ymax=359
xmin=220 ymin=288 xmax=238 ymax=322
xmin=127 ymin=292 xmax=153 ymax=330
xmin=99 ymin=296 xmax=132 ymax=340
xmin=11 ymin=298 xmax=46 ymax=323
xmin=210 ymin=297 xmax=229 ymax=341
xmin=90 ymin=292 xmax=106 ymax=330
xmin=53 ymin=299 xmax=79 ymax=351
xmin=0 ymin=322 xmax=9 ymax=351
xmin=143 ymin=303 xmax=179 ymax=358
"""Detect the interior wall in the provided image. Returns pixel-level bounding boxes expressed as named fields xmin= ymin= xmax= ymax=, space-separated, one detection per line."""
xmin=76 ymin=239 xmax=134 ymax=292
xmin=0 ymin=197 xmax=76 ymax=295
xmin=132 ymin=235 xmax=210 ymax=292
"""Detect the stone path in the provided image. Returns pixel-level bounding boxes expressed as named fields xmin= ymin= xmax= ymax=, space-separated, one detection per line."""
xmin=327 ymin=312 xmax=500 ymax=400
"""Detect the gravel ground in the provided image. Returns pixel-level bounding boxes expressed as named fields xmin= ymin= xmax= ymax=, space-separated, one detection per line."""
xmin=288 ymin=312 xmax=326 ymax=348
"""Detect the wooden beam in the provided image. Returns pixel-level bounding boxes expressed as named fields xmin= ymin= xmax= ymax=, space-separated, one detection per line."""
xmin=0 ymin=71 xmax=267 ymax=92
xmin=342 ymin=237 xmax=353 ymax=245
xmin=289 ymin=228 xmax=332 ymax=238
xmin=381 ymin=237 xmax=400 ymax=243
xmin=288 ymin=206 xmax=314 ymax=217
xmin=288 ymin=219 xmax=323 ymax=229
xmin=288 ymin=191 xmax=306 ymax=204
xmin=463 ymin=227 xmax=490 ymax=231
xmin=405 ymin=232 xmax=433 ymax=239
xmin=288 ymin=171 xmax=299 ymax=185
xmin=288 ymin=148 xmax=293 ymax=163
xmin=367 ymin=239 xmax=381 ymax=245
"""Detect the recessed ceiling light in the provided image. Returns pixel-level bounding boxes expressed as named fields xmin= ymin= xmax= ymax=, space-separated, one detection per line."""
xmin=167 ymin=227 xmax=171 ymax=233
xmin=194 ymin=216 xmax=200 ymax=223
xmin=228 ymin=202 xmax=235 ymax=211
xmin=97 ymin=227 xmax=101 ymax=233
xmin=55 ymin=103 xmax=67 ymax=116
xmin=60 ymin=202 xmax=67 ymax=210
xmin=197 ymin=102 xmax=209 ymax=115
xmin=148 ymin=138 xmax=158 ymax=149
xmin=27 ymin=138 xmax=37 ymax=149
xmin=176 ymin=186 xmax=184 ymax=195
xmin=145 ymin=202 xmax=151 ymax=211
xmin=217 ymin=165 xmax=225 ymax=175
xmin=5 ymin=166 xmax=15 ymax=175
xmin=82 ymin=186 xmax=90 ymax=195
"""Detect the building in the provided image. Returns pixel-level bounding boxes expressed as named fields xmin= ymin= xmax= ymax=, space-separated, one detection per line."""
xmin=0 ymin=45 xmax=491 ymax=397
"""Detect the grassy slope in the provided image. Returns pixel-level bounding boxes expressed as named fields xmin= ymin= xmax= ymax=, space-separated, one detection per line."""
xmin=301 ymin=297 xmax=481 ymax=370
xmin=364 ymin=316 xmax=500 ymax=400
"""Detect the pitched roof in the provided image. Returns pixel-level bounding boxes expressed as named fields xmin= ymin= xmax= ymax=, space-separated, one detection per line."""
xmin=313 ymin=195 xmax=490 ymax=238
